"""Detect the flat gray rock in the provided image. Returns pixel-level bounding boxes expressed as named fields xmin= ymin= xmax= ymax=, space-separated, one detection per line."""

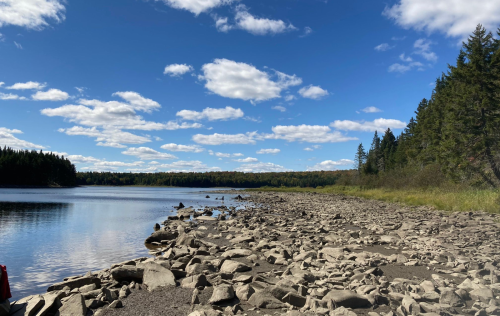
xmin=142 ymin=262 xmax=176 ymax=291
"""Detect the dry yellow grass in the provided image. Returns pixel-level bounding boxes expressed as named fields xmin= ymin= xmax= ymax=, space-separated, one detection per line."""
xmin=248 ymin=185 xmax=500 ymax=213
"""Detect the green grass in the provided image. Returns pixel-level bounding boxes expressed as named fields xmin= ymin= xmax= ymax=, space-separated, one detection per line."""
xmin=247 ymin=185 xmax=500 ymax=213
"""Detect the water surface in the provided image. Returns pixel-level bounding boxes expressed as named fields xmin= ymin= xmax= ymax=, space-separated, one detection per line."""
xmin=0 ymin=187 xmax=243 ymax=299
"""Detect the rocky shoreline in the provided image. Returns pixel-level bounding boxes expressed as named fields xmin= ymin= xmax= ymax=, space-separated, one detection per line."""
xmin=5 ymin=191 xmax=500 ymax=316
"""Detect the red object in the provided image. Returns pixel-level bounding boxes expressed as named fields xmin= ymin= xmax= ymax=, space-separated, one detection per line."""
xmin=0 ymin=265 xmax=12 ymax=301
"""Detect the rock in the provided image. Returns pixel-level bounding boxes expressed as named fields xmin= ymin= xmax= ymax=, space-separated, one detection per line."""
xmin=209 ymin=285 xmax=235 ymax=304
xmin=103 ymin=288 xmax=118 ymax=302
xmin=401 ymin=295 xmax=420 ymax=315
xmin=439 ymin=289 xmax=464 ymax=307
xmin=235 ymin=284 xmax=255 ymax=301
xmin=331 ymin=307 xmax=358 ymax=316
xmin=206 ymin=195 xmax=210 ymax=198
xmin=229 ymin=235 xmax=254 ymax=244
xmin=110 ymin=266 xmax=144 ymax=282
xmin=37 ymin=292 xmax=65 ymax=316
xmin=119 ymin=285 xmax=130 ymax=299
xmin=108 ymin=300 xmax=123 ymax=308
xmin=282 ymin=292 xmax=307 ymax=307
xmin=470 ymin=288 xmax=494 ymax=303
xmin=47 ymin=276 xmax=101 ymax=292
xmin=247 ymin=290 xmax=285 ymax=309
xmin=181 ymin=275 xmax=207 ymax=288
xmin=142 ymin=261 xmax=176 ymax=291
xmin=145 ymin=230 xmax=179 ymax=244
xmin=11 ymin=295 xmax=44 ymax=316
xmin=322 ymin=290 xmax=371 ymax=308
xmin=220 ymin=260 xmax=251 ymax=274
xmin=221 ymin=249 xmax=252 ymax=258
xmin=57 ymin=294 xmax=87 ymax=316
xmin=176 ymin=202 xmax=185 ymax=209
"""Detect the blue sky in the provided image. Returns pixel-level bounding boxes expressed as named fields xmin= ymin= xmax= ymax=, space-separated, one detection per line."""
xmin=1 ymin=0 xmax=499 ymax=173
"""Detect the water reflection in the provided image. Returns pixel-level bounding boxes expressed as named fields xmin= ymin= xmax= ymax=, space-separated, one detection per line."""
xmin=0 ymin=187 xmax=243 ymax=300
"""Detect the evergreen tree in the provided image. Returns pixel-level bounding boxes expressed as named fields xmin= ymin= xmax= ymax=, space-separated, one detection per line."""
xmin=354 ymin=143 xmax=367 ymax=175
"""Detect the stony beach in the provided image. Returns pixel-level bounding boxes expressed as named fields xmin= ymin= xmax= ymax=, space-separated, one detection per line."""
xmin=5 ymin=191 xmax=500 ymax=316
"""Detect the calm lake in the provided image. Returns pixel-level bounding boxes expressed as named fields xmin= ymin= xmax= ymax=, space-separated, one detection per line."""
xmin=0 ymin=186 xmax=244 ymax=300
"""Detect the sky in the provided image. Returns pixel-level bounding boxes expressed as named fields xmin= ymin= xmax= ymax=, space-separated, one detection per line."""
xmin=1 ymin=0 xmax=500 ymax=173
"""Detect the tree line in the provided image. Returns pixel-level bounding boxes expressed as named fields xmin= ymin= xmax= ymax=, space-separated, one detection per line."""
xmin=76 ymin=170 xmax=350 ymax=188
xmin=353 ymin=25 xmax=500 ymax=187
xmin=0 ymin=147 xmax=76 ymax=187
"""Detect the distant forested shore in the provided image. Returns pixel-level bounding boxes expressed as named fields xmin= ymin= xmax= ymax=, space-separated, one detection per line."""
xmin=76 ymin=170 xmax=350 ymax=188
xmin=0 ymin=147 xmax=77 ymax=187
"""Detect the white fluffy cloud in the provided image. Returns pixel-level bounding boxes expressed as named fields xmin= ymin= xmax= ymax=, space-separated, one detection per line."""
xmin=176 ymin=106 xmax=244 ymax=121
xmin=235 ymin=162 xmax=291 ymax=173
xmin=304 ymin=145 xmax=321 ymax=151
xmin=307 ymin=159 xmax=354 ymax=171
xmin=51 ymin=152 xmax=102 ymax=164
xmin=32 ymin=88 xmax=69 ymax=101
xmin=111 ymin=91 xmax=161 ymax=113
xmin=160 ymin=143 xmax=204 ymax=153
xmin=159 ymin=0 xmax=234 ymax=15
xmin=0 ymin=127 xmax=45 ymax=149
xmin=193 ymin=132 xmax=258 ymax=145
xmin=383 ymin=0 xmax=500 ymax=38
xmin=298 ymin=85 xmax=329 ymax=100
xmin=374 ymin=43 xmax=393 ymax=51
xmin=234 ymin=5 xmax=296 ymax=36
xmin=388 ymin=61 xmax=424 ymax=73
xmin=58 ymin=126 xmax=151 ymax=148
xmin=256 ymin=148 xmax=280 ymax=154
xmin=208 ymin=151 xmax=243 ymax=158
xmin=413 ymin=38 xmax=437 ymax=62
xmin=0 ymin=0 xmax=65 ymax=29
xmin=0 ymin=93 xmax=26 ymax=100
xmin=331 ymin=118 xmax=407 ymax=132
xmin=163 ymin=64 xmax=194 ymax=77
xmin=159 ymin=160 xmax=221 ymax=172
xmin=6 ymin=81 xmax=46 ymax=90
xmin=272 ymin=105 xmax=286 ymax=112
xmin=200 ymin=59 xmax=300 ymax=102
xmin=361 ymin=106 xmax=382 ymax=113
xmin=122 ymin=147 xmax=177 ymax=160
xmin=42 ymin=91 xmax=201 ymax=147
xmin=234 ymin=157 xmax=258 ymax=163
xmin=266 ymin=125 xmax=357 ymax=143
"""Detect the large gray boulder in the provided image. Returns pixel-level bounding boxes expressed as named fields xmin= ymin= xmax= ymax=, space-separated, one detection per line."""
xmin=142 ymin=262 xmax=176 ymax=291
xmin=47 ymin=276 xmax=100 ymax=292
xmin=110 ymin=266 xmax=144 ymax=282
xmin=57 ymin=294 xmax=87 ymax=316
xmin=36 ymin=292 xmax=65 ymax=316
xmin=248 ymin=291 xmax=285 ymax=309
xmin=220 ymin=260 xmax=251 ymax=274
xmin=322 ymin=290 xmax=371 ymax=308
xmin=221 ymin=249 xmax=252 ymax=258
xmin=181 ymin=275 xmax=207 ymax=288
xmin=10 ymin=295 xmax=44 ymax=316
xmin=145 ymin=230 xmax=179 ymax=244
xmin=209 ymin=285 xmax=235 ymax=304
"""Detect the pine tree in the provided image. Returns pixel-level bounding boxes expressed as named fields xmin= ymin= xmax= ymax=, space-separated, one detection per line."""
xmin=354 ymin=143 xmax=367 ymax=175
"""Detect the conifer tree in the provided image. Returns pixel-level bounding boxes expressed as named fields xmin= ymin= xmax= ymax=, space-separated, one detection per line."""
xmin=354 ymin=143 xmax=367 ymax=175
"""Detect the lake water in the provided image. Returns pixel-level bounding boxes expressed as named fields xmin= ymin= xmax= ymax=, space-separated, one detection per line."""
xmin=0 ymin=187 xmax=244 ymax=300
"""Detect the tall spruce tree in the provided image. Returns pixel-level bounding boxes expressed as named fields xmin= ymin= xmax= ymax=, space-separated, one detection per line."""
xmin=354 ymin=143 xmax=367 ymax=175
xmin=440 ymin=24 xmax=500 ymax=185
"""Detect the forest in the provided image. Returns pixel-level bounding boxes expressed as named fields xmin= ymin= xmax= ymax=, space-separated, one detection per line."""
xmin=0 ymin=147 xmax=76 ymax=187
xmin=76 ymin=170 xmax=349 ymax=188
xmin=352 ymin=25 xmax=500 ymax=189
